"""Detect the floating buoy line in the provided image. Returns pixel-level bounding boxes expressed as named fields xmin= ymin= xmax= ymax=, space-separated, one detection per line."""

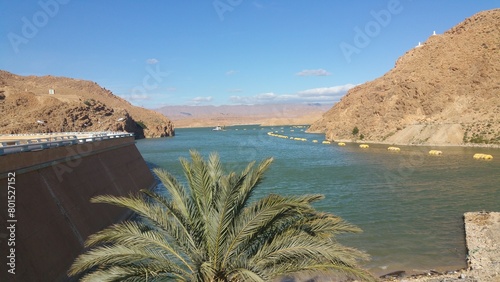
xmin=266 ymin=131 xmax=494 ymax=160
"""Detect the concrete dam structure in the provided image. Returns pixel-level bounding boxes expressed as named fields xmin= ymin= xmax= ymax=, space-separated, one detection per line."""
xmin=0 ymin=132 xmax=156 ymax=281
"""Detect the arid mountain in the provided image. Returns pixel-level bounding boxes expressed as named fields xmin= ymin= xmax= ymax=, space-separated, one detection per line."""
xmin=156 ymin=103 xmax=332 ymax=128
xmin=0 ymin=71 xmax=174 ymax=138
xmin=309 ymin=9 xmax=500 ymax=146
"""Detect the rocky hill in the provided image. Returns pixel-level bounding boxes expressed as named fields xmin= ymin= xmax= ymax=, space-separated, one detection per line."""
xmin=309 ymin=9 xmax=500 ymax=146
xmin=0 ymin=71 xmax=174 ymax=138
xmin=157 ymin=103 xmax=331 ymax=128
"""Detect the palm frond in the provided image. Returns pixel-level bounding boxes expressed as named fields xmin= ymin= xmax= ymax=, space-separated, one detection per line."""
xmin=227 ymin=268 xmax=265 ymax=282
xmin=68 ymin=244 xmax=187 ymax=277
xmin=152 ymin=168 xmax=193 ymax=222
xmin=253 ymin=237 xmax=368 ymax=267
xmin=139 ymin=189 xmax=198 ymax=251
xmin=187 ymin=150 xmax=214 ymax=215
xmin=231 ymin=157 xmax=273 ymax=215
xmin=79 ymin=265 xmax=188 ymax=282
xmin=256 ymin=243 xmax=371 ymax=281
xmin=90 ymin=195 xmax=213 ymax=274
xmin=296 ymin=212 xmax=363 ymax=238
xmin=83 ymin=221 xmax=193 ymax=272
xmin=206 ymin=175 xmax=234 ymax=269
xmin=222 ymin=194 xmax=323 ymax=266
xmin=155 ymin=167 xmax=205 ymax=251
xmin=207 ymin=152 xmax=224 ymax=186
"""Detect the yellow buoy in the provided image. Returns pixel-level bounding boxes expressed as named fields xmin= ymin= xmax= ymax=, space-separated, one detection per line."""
xmin=312 ymin=140 xmax=318 ymax=143
xmin=322 ymin=141 xmax=331 ymax=144
xmin=473 ymin=153 xmax=493 ymax=160
xmin=473 ymin=153 xmax=484 ymax=159
xmin=428 ymin=150 xmax=442 ymax=156
xmin=338 ymin=142 xmax=346 ymax=146
xmin=359 ymin=144 xmax=369 ymax=149
xmin=388 ymin=146 xmax=400 ymax=152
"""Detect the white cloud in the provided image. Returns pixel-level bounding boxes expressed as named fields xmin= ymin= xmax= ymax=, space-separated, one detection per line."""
xmin=230 ymin=92 xmax=277 ymax=104
xmin=297 ymin=84 xmax=356 ymax=97
xmin=229 ymin=84 xmax=355 ymax=105
xmin=256 ymin=92 xmax=278 ymax=100
xmin=190 ymin=96 xmax=213 ymax=105
xmin=296 ymin=69 xmax=331 ymax=76
xmin=146 ymin=58 xmax=159 ymax=64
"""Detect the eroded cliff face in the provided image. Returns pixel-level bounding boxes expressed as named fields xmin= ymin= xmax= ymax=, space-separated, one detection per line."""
xmin=309 ymin=9 xmax=500 ymax=145
xmin=0 ymin=71 xmax=174 ymax=138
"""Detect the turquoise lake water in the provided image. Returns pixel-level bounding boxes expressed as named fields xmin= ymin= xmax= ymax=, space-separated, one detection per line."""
xmin=135 ymin=125 xmax=500 ymax=275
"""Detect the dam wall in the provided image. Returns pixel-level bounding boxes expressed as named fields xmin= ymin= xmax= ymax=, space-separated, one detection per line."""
xmin=0 ymin=133 xmax=156 ymax=281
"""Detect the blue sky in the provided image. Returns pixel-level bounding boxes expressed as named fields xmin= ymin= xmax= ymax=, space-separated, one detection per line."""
xmin=1 ymin=1 xmax=497 ymax=108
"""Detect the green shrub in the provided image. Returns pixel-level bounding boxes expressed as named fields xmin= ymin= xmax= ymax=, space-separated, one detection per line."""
xmin=352 ymin=126 xmax=359 ymax=135
xmin=83 ymin=99 xmax=95 ymax=106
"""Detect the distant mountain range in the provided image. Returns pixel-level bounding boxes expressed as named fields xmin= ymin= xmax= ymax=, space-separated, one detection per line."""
xmin=156 ymin=103 xmax=332 ymax=128
xmin=309 ymin=9 xmax=500 ymax=146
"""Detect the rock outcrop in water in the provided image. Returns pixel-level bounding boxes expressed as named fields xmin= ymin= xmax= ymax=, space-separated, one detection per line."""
xmin=309 ymin=9 xmax=500 ymax=146
xmin=0 ymin=71 xmax=174 ymax=138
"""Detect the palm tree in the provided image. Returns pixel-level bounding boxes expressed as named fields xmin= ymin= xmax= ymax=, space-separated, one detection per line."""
xmin=68 ymin=150 xmax=375 ymax=281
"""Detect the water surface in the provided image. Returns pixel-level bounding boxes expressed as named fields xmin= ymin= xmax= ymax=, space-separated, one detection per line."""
xmin=136 ymin=126 xmax=500 ymax=275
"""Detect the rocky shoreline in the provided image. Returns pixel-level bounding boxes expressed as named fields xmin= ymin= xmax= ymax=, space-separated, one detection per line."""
xmin=380 ymin=212 xmax=500 ymax=282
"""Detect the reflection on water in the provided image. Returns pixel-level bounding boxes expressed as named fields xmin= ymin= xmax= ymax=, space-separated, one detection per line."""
xmin=136 ymin=126 xmax=499 ymax=275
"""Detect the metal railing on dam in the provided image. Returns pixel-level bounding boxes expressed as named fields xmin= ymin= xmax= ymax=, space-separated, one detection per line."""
xmin=0 ymin=131 xmax=134 ymax=156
